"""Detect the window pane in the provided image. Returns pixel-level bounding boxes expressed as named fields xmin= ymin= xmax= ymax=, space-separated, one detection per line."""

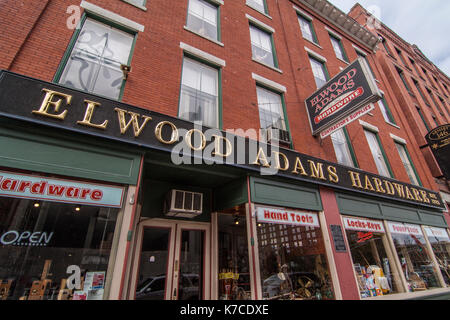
xmin=247 ymin=0 xmax=266 ymax=13
xmin=179 ymin=58 xmax=218 ymax=128
xmin=378 ymin=98 xmax=394 ymax=124
xmin=309 ymin=57 xmax=327 ymax=89
xmin=364 ymin=130 xmax=390 ymax=177
xmin=331 ymin=129 xmax=354 ymax=167
xmin=395 ymin=143 xmax=419 ymax=186
xmin=330 ymin=37 xmax=344 ymax=61
xmin=298 ymin=16 xmax=314 ymax=42
xmin=59 ymin=18 xmax=134 ymax=100
xmin=424 ymin=227 xmax=450 ymax=287
xmin=250 ymin=26 xmax=274 ymax=67
xmin=187 ymin=0 xmax=218 ymax=40
xmin=256 ymin=87 xmax=285 ymax=130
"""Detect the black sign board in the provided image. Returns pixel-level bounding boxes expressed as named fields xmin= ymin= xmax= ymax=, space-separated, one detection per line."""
xmin=330 ymin=225 xmax=347 ymax=253
xmin=425 ymin=124 xmax=450 ymax=179
xmin=305 ymin=58 xmax=382 ymax=136
xmin=0 ymin=70 xmax=446 ymax=210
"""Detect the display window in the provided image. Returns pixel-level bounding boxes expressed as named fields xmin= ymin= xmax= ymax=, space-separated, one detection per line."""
xmin=217 ymin=213 xmax=251 ymax=300
xmin=255 ymin=206 xmax=335 ymax=300
xmin=388 ymin=222 xmax=441 ymax=292
xmin=423 ymin=226 xmax=450 ymax=286
xmin=0 ymin=171 xmax=125 ymax=300
xmin=343 ymin=217 xmax=399 ymax=298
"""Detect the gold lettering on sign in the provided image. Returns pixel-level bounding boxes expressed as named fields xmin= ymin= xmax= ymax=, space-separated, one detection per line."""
xmin=384 ymin=180 xmax=395 ymax=195
xmin=392 ymin=183 xmax=405 ymax=198
xmin=348 ymin=171 xmax=363 ymax=188
xmin=32 ymin=89 xmax=72 ymax=120
xmin=115 ymin=108 xmax=152 ymax=137
xmin=404 ymin=186 xmax=414 ymax=200
xmin=364 ymin=175 xmax=375 ymax=191
xmin=372 ymin=177 xmax=386 ymax=194
xmin=273 ymin=152 xmax=289 ymax=171
xmin=420 ymin=190 xmax=430 ymax=203
xmin=327 ymin=166 xmax=339 ymax=183
xmin=308 ymin=161 xmax=326 ymax=180
xmin=212 ymin=135 xmax=232 ymax=157
xmin=253 ymin=147 xmax=270 ymax=167
xmin=292 ymin=157 xmax=308 ymax=176
xmin=77 ymin=100 xmax=108 ymax=130
xmin=411 ymin=188 xmax=423 ymax=202
xmin=155 ymin=121 xmax=179 ymax=144
xmin=185 ymin=129 xmax=206 ymax=151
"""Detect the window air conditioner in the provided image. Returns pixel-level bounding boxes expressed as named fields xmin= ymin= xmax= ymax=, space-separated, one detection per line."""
xmin=266 ymin=127 xmax=291 ymax=145
xmin=164 ymin=189 xmax=203 ymax=218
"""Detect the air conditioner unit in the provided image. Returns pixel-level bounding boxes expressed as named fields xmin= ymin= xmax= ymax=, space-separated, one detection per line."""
xmin=266 ymin=127 xmax=291 ymax=145
xmin=164 ymin=189 xmax=203 ymax=218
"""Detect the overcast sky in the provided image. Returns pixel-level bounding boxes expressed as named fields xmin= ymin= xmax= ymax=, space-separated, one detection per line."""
xmin=327 ymin=0 xmax=450 ymax=77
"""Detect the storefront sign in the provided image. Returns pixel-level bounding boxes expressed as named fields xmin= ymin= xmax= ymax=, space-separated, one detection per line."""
xmin=319 ymin=103 xmax=375 ymax=139
xmin=305 ymin=58 xmax=382 ymax=137
xmin=425 ymin=124 xmax=450 ymax=179
xmin=387 ymin=222 xmax=423 ymax=236
xmin=0 ymin=230 xmax=53 ymax=246
xmin=424 ymin=226 xmax=450 ymax=241
xmin=0 ymin=71 xmax=445 ymax=210
xmin=256 ymin=207 xmax=320 ymax=227
xmin=0 ymin=170 xmax=124 ymax=208
xmin=343 ymin=217 xmax=385 ymax=233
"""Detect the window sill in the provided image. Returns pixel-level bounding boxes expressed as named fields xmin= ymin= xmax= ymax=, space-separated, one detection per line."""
xmin=252 ymin=58 xmax=283 ymax=74
xmin=246 ymin=3 xmax=272 ymax=20
xmin=336 ymin=57 xmax=349 ymax=65
xmin=183 ymin=26 xmax=224 ymax=47
xmin=386 ymin=121 xmax=400 ymax=129
xmin=120 ymin=0 xmax=147 ymax=11
xmin=303 ymin=37 xmax=322 ymax=50
xmin=362 ymin=287 xmax=450 ymax=301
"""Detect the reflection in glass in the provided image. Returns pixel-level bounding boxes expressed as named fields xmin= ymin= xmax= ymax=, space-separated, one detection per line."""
xmin=0 ymin=198 xmax=118 ymax=300
xmin=257 ymin=223 xmax=334 ymax=300
xmin=424 ymin=227 xmax=450 ymax=287
xmin=135 ymin=228 xmax=171 ymax=300
xmin=178 ymin=230 xmax=204 ymax=300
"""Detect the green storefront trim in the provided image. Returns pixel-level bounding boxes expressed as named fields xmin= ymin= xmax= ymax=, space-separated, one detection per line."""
xmin=336 ymin=192 xmax=448 ymax=228
xmin=0 ymin=121 xmax=141 ymax=185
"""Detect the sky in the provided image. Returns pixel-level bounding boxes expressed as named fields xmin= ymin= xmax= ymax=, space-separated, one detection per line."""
xmin=327 ymin=0 xmax=450 ymax=77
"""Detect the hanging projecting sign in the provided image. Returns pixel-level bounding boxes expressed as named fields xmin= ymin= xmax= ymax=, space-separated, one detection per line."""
xmin=0 ymin=70 xmax=446 ymax=210
xmin=425 ymin=124 xmax=450 ymax=179
xmin=305 ymin=58 xmax=382 ymax=136
xmin=256 ymin=206 xmax=320 ymax=227
xmin=343 ymin=217 xmax=385 ymax=233
xmin=387 ymin=222 xmax=423 ymax=237
xmin=0 ymin=170 xmax=125 ymax=208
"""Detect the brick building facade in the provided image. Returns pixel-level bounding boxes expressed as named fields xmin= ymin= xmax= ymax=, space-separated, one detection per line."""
xmin=0 ymin=0 xmax=449 ymax=301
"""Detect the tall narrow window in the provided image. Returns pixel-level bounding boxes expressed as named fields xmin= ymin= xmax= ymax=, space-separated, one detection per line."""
xmin=330 ymin=35 xmax=348 ymax=62
xmin=394 ymin=47 xmax=407 ymax=67
xmin=416 ymin=106 xmax=430 ymax=131
xmin=356 ymin=50 xmax=375 ymax=79
xmin=379 ymin=36 xmax=392 ymax=55
xmin=58 ymin=18 xmax=135 ymax=100
xmin=246 ymin=0 xmax=267 ymax=14
xmin=298 ymin=15 xmax=318 ymax=44
xmin=179 ymin=57 xmax=219 ymax=128
xmin=186 ymin=0 xmax=219 ymax=41
xmin=250 ymin=25 xmax=276 ymax=68
xmin=409 ymin=58 xmax=420 ymax=76
xmin=413 ymin=79 xmax=429 ymax=104
xmin=378 ymin=96 xmax=396 ymax=125
xmin=331 ymin=128 xmax=356 ymax=167
xmin=395 ymin=142 xmax=421 ymax=186
xmin=256 ymin=86 xmax=286 ymax=130
xmin=309 ymin=56 xmax=328 ymax=89
xmin=396 ymin=67 xmax=411 ymax=93
xmin=364 ymin=130 xmax=392 ymax=177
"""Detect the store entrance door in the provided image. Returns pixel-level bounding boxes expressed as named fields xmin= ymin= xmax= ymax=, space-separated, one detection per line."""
xmin=131 ymin=219 xmax=211 ymax=300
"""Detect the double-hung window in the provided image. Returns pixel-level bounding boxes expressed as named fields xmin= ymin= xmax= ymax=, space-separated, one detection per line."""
xmin=416 ymin=106 xmax=430 ymax=131
xmin=246 ymin=0 xmax=268 ymax=15
xmin=298 ymin=15 xmax=317 ymax=44
xmin=58 ymin=18 xmax=135 ymax=100
xmin=330 ymin=35 xmax=348 ymax=62
xmin=395 ymin=142 xmax=421 ymax=186
xmin=186 ymin=0 xmax=219 ymax=41
xmin=378 ymin=96 xmax=396 ymax=125
xmin=331 ymin=128 xmax=356 ymax=167
xmin=396 ymin=67 xmax=412 ymax=93
xmin=364 ymin=129 xmax=392 ymax=178
xmin=256 ymin=86 xmax=286 ymax=130
xmin=250 ymin=25 xmax=276 ymax=68
xmin=309 ymin=56 xmax=328 ymax=89
xmin=179 ymin=57 xmax=219 ymax=128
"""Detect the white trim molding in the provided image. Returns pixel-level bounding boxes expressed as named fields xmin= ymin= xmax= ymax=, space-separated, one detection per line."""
xmin=352 ymin=44 xmax=368 ymax=56
xmin=359 ymin=120 xmax=379 ymax=133
xmin=390 ymin=133 xmax=407 ymax=145
xmin=252 ymin=73 xmax=287 ymax=93
xmin=293 ymin=5 xmax=314 ymax=21
xmin=179 ymin=42 xmax=226 ymax=67
xmin=80 ymin=0 xmax=145 ymax=32
xmin=304 ymin=46 xmax=327 ymax=62
xmin=325 ymin=26 xmax=342 ymax=40
xmin=209 ymin=0 xmax=224 ymax=5
xmin=245 ymin=13 xmax=275 ymax=33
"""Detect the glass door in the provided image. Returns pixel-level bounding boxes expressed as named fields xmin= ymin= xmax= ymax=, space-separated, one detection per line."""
xmin=131 ymin=219 xmax=210 ymax=300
